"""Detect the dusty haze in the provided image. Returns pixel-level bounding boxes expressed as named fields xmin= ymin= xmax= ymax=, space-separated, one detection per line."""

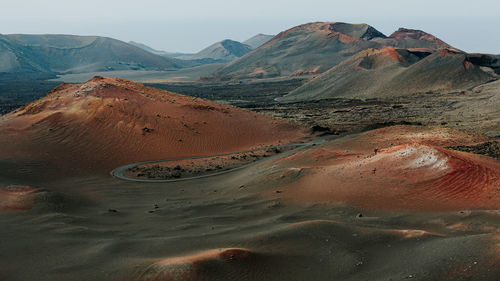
xmin=1 ymin=0 xmax=499 ymax=54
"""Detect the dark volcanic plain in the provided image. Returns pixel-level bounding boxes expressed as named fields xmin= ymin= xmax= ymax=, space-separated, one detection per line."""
xmin=0 ymin=21 xmax=499 ymax=281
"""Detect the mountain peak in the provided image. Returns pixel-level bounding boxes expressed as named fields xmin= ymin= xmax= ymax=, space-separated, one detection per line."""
xmin=282 ymin=22 xmax=386 ymax=40
xmin=327 ymin=22 xmax=387 ymax=40
xmin=389 ymin=28 xmax=450 ymax=48
xmin=190 ymin=39 xmax=252 ymax=61
xmin=390 ymin=28 xmax=434 ymax=39
xmin=243 ymin=34 xmax=274 ymax=49
xmin=220 ymin=39 xmax=238 ymax=44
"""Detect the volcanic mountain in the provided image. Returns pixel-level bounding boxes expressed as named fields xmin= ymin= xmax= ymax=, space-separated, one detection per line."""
xmin=0 ymin=77 xmax=307 ymax=176
xmin=243 ymin=34 xmax=274 ymax=49
xmin=130 ymin=39 xmax=255 ymax=63
xmin=0 ymin=34 xmax=192 ymax=74
xmin=213 ymin=22 xmax=452 ymax=79
xmin=280 ymin=47 xmax=497 ymax=100
xmin=184 ymin=39 xmax=253 ymax=62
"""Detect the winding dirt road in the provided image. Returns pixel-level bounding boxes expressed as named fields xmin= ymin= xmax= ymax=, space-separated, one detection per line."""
xmin=111 ymin=137 xmax=329 ymax=183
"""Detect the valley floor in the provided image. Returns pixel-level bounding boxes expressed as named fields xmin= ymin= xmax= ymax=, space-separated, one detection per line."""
xmin=1 ymin=125 xmax=499 ymax=281
xmin=0 ymin=76 xmax=499 ymax=281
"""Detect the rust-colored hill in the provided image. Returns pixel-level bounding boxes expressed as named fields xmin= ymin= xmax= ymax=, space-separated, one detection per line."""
xmin=0 ymin=77 xmax=308 ymax=176
xmin=213 ymin=22 xmax=455 ymax=80
xmin=213 ymin=22 xmax=386 ymax=79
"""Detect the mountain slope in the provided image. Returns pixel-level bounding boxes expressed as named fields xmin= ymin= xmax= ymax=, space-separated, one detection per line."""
xmin=0 ymin=34 xmax=193 ymax=74
xmin=243 ymin=34 xmax=274 ymax=49
xmin=128 ymin=41 xmax=195 ymax=59
xmin=213 ymin=22 xmax=390 ymax=79
xmin=129 ymin=40 xmax=252 ymax=62
xmin=187 ymin=39 xmax=253 ymax=62
xmin=128 ymin=41 xmax=170 ymax=56
xmin=0 ymin=77 xmax=307 ymax=175
xmin=213 ymin=22 xmax=456 ymax=80
xmin=0 ymin=34 xmax=50 ymax=72
xmin=280 ymin=48 xmax=496 ymax=101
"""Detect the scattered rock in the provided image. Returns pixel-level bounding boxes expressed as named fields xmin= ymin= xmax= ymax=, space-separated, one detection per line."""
xmin=448 ymin=141 xmax=500 ymax=160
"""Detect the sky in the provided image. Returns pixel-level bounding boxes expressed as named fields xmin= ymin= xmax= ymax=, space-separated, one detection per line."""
xmin=1 ymin=0 xmax=499 ymax=54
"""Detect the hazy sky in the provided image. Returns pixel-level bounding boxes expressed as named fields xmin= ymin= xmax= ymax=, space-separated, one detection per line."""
xmin=1 ymin=0 xmax=499 ymax=54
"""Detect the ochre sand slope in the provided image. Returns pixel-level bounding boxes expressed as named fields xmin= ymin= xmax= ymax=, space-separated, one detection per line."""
xmin=0 ymin=76 xmax=308 ymax=176
xmin=255 ymin=126 xmax=500 ymax=210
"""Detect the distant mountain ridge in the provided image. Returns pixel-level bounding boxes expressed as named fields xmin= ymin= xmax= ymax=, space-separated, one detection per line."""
xmin=1 ymin=22 xmax=499 ymax=102
xmin=243 ymin=34 xmax=274 ymax=49
xmin=131 ymin=35 xmax=272 ymax=63
xmin=128 ymin=41 xmax=171 ymax=56
xmin=0 ymin=34 xmax=193 ymax=74
xmin=185 ymin=39 xmax=252 ymax=62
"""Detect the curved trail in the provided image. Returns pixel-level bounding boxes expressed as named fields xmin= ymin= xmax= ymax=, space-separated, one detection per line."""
xmin=467 ymin=78 xmax=499 ymax=91
xmin=112 ymin=137 xmax=330 ymax=183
